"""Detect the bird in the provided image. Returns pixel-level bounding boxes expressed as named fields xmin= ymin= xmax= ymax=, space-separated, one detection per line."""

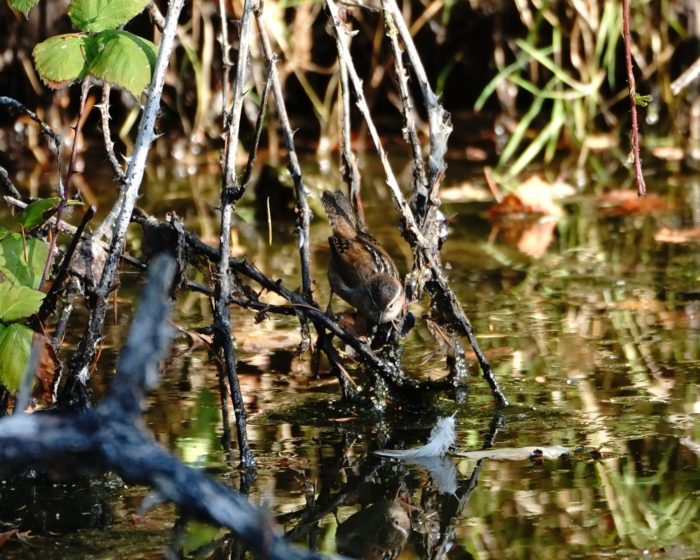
xmin=335 ymin=500 xmax=411 ymax=559
xmin=322 ymin=190 xmax=404 ymax=325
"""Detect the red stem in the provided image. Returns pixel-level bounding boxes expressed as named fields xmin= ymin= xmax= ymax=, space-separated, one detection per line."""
xmin=622 ymin=0 xmax=647 ymax=197
xmin=39 ymin=78 xmax=92 ymax=290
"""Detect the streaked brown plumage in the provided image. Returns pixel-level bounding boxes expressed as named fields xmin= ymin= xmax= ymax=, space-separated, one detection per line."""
xmin=322 ymin=191 xmax=404 ymax=324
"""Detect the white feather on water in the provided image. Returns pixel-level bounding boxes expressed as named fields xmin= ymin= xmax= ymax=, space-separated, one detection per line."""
xmin=374 ymin=415 xmax=456 ymax=459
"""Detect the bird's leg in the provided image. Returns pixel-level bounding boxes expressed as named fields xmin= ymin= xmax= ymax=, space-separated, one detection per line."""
xmin=325 ymin=290 xmax=335 ymax=318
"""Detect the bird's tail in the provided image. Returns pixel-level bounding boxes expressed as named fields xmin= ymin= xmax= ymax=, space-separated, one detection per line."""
xmin=322 ymin=190 xmax=357 ymax=239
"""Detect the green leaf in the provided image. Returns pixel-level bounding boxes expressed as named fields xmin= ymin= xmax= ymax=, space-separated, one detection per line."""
xmin=634 ymin=93 xmax=653 ymax=107
xmin=89 ymin=30 xmax=158 ymax=96
xmin=0 ymin=324 xmax=33 ymax=393
xmin=32 ymin=34 xmax=93 ymax=89
xmin=0 ymin=234 xmax=50 ymax=290
xmin=19 ymin=197 xmax=62 ymax=230
xmin=69 ymin=0 xmax=151 ymax=32
xmin=0 ymin=283 xmax=45 ymax=322
xmin=9 ymin=0 xmax=41 ymax=16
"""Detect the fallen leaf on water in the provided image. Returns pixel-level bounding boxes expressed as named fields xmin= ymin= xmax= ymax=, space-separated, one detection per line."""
xmin=514 ymin=219 xmax=558 ymax=259
xmin=487 ymin=175 xmax=573 ymax=219
xmin=441 ymin=181 xmax=492 ymax=202
xmin=650 ymin=145 xmax=684 ymax=161
xmin=655 ymin=227 xmax=700 ymax=243
xmin=452 ymin=445 xmax=570 ymax=461
xmin=596 ymin=190 xmax=668 ymax=216
xmin=583 ymin=134 xmax=618 ymax=151
xmin=465 ymin=146 xmax=489 ymax=161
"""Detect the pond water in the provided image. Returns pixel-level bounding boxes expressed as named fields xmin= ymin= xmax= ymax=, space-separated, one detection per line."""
xmin=1 ymin=153 xmax=699 ymax=559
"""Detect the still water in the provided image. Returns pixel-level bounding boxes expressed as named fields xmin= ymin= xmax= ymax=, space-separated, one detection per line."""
xmin=2 ymin=155 xmax=699 ymax=559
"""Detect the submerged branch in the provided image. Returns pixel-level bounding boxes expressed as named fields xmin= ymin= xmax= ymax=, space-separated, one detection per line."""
xmin=0 ymin=256 xmax=326 ymax=560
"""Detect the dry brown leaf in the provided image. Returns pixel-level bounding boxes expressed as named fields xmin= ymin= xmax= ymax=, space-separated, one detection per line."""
xmin=596 ymin=190 xmax=668 ymax=216
xmin=33 ymin=339 xmax=60 ymax=406
xmin=655 ymin=227 xmax=700 ymax=243
xmin=465 ymin=146 xmax=489 ymax=161
xmin=487 ymin=175 xmax=573 ymax=219
xmin=515 ymin=219 xmax=558 ymax=258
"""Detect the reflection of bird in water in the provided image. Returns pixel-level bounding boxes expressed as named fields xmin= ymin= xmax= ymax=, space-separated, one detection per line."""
xmin=336 ymin=500 xmax=411 ymax=559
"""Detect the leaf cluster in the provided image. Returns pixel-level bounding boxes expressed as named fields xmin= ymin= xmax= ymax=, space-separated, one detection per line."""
xmin=0 ymin=227 xmax=49 ymax=392
xmin=11 ymin=0 xmax=157 ymax=97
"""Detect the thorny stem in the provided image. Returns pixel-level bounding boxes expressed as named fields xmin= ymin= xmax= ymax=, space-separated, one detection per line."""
xmin=40 ymin=77 xmax=93 ymax=290
xmin=622 ymin=0 xmax=647 ymax=197
xmin=338 ymin=37 xmax=365 ymax=230
xmin=216 ymin=0 xmax=256 ymax=469
xmin=327 ymin=0 xmax=424 ymax=243
xmin=382 ymin=7 xmax=428 ymax=197
xmin=327 ymin=0 xmax=508 ymax=407
xmin=95 ymin=83 xmax=127 ymax=241
xmin=254 ymin=10 xmax=314 ymax=301
xmin=38 ymin=205 xmax=96 ymax=323
xmin=60 ymin=0 xmax=186 ymax=410
xmin=98 ymin=83 xmax=126 ymax=184
xmin=241 ymin=61 xmax=274 ymax=190
xmin=255 ymin=7 xmax=315 ymax=348
xmin=380 ymin=0 xmax=451 ymax=226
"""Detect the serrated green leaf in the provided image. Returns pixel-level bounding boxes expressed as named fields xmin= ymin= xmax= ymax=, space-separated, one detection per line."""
xmin=69 ymin=0 xmax=151 ymax=32
xmin=9 ymin=0 xmax=41 ymax=16
xmin=89 ymin=30 xmax=158 ymax=96
xmin=0 ymin=323 xmax=33 ymax=393
xmin=0 ymin=283 xmax=45 ymax=322
xmin=32 ymin=34 xmax=93 ymax=89
xmin=0 ymin=234 xmax=50 ymax=290
xmin=19 ymin=197 xmax=62 ymax=229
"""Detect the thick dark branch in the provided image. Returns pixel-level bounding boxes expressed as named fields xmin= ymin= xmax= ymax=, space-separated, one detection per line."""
xmin=0 ymin=256 xmax=328 ymax=560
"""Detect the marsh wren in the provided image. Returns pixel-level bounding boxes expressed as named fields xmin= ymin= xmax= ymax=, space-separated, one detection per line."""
xmin=322 ymin=191 xmax=404 ymax=325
